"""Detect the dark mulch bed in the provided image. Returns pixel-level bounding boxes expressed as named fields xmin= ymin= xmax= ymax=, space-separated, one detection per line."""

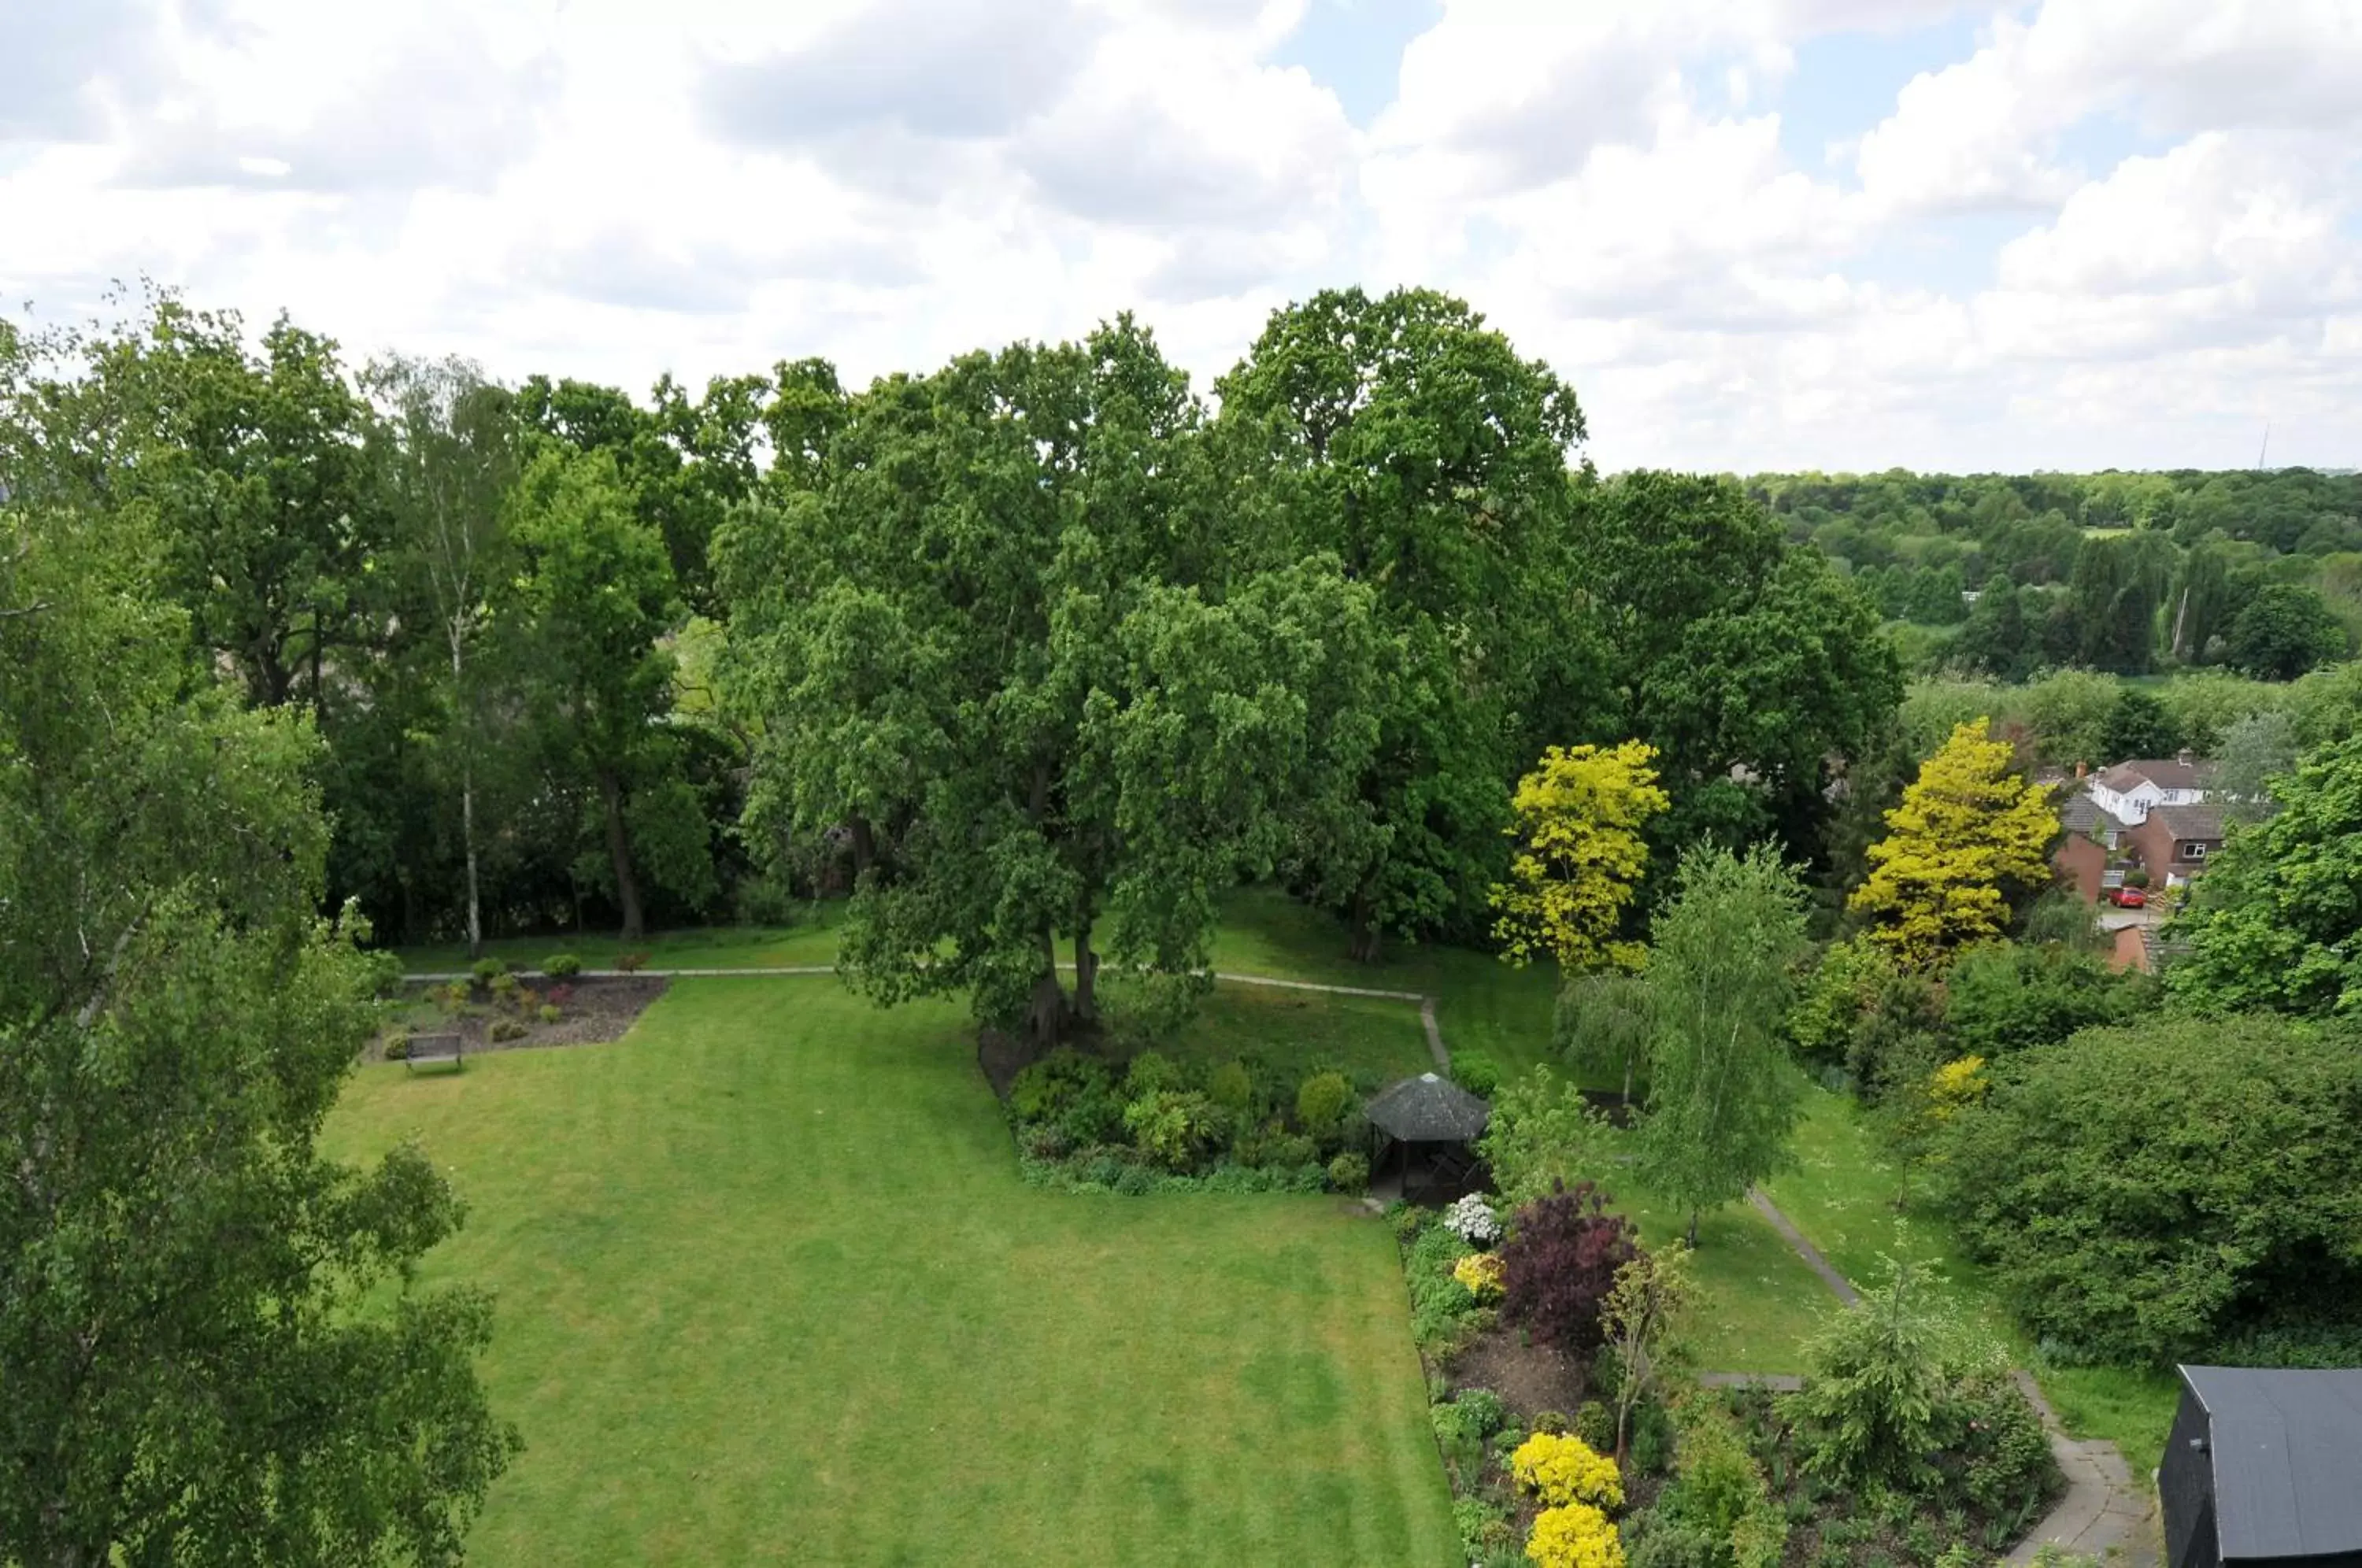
xmin=1448 ymin=1322 xmax=1593 ymax=1422
xmin=1578 ymin=1087 xmax=1639 ymax=1127
xmin=375 ymin=975 xmax=670 ymax=1061
xmin=976 ymin=1025 xmax=1046 ymax=1099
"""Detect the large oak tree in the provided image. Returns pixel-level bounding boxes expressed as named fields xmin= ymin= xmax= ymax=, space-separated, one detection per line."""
xmin=1215 ymin=287 xmax=1591 ymax=960
xmin=719 ymin=320 xmax=1383 ymax=1044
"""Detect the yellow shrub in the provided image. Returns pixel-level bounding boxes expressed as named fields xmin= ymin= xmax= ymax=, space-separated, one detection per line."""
xmin=1927 ymin=1054 xmax=1990 ymax=1122
xmin=1510 ymin=1431 xmax=1623 ymax=1510
xmin=1526 ymin=1503 xmax=1624 ymax=1568
xmin=1453 ymin=1251 xmax=1505 ymax=1300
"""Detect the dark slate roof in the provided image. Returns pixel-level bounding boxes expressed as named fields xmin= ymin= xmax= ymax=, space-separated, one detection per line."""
xmin=2150 ymin=803 xmax=2227 ymax=843
xmin=2060 ymin=790 xmax=2127 ymax=838
xmin=2181 ymin=1366 xmax=2362 ymax=1561
xmin=2097 ymin=757 xmax=2216 ymax=793
xmin=1365 ymin=1072 xmax=1490 ymax=1142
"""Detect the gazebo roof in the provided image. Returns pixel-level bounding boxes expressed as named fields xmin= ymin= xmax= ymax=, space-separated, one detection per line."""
xmin=1365 ymin=1072 xmax=1490 ymax=1143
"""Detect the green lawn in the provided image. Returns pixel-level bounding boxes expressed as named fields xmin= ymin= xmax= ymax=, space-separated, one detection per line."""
xmin=1151 ymin=983 xmax=1435 ymax=1090
xmin=371 ymin=890 xmax=1870 ymax=1457
xmin=1605 ymin=1174 xmax=1836 ymax=1376
xmin=394 ymin=910 xmax=844 ymax=973
xmin=1207 ymin=889 xmax=1564 ymax=1079
xmin=328 ymin=980 xmax=1459 ymax=1566
xmin=1762 ymin=1089 xmax=2180 ymax=1465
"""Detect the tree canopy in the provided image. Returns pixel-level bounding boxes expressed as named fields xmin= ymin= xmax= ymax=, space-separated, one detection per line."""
xmin=717 ymin=320 xmax=1385 ymax=1042
xmin=0 ymin=389 xmax=514 ymax=1563
xmin=1931 ymin=1013 xmax=2362 ymax=1363
xmin=1571 ymin=472 xmax=1901 ymax=859
xmin=2168 ymin=732 xmax=2362 ymax=1015
xmin=1490 ymin=741 xmax=1669 ymax=972
xmin=1214 ymin=286 xmax=1590 ymax=959
xmin=1849 ymin=721 xmax=2057 ymax=969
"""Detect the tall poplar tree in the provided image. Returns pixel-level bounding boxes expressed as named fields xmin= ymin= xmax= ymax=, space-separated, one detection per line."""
xmin=367 ymin=356 xmax=520 ymax=957
xmin=1635 ymin=845 xmax=1812 ymax=1245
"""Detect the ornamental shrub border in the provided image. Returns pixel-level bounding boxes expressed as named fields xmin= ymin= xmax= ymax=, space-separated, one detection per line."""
xmin=1016 ymin=1153 xmax=1327 ymax=1196
xmin=1001 ymin=1045 xmax=1378 ymax=1196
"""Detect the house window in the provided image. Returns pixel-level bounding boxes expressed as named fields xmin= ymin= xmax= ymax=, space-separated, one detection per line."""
xmin=2183 ymin=841 xmax=2207 ymax=860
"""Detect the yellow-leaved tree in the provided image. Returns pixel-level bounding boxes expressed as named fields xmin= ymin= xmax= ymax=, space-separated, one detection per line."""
xmin=1491 ymin=741 xmax=1670 ymax=971
xmin=1849 ymin=719 xmax=2057 ymax=968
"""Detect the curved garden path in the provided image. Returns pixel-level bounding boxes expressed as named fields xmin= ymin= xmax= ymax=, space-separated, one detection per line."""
xmin=1742 ymin=1182 xmax=2158 ymax=1567
xmin=402 ymin=960 xmax=2155 ymax=1561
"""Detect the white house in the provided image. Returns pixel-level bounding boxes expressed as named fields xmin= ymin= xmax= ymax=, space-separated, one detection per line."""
xmin=2086 ymin=752 xmax=2213 ymax=826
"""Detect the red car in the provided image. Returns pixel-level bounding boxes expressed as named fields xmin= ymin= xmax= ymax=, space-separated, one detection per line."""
xmin=2106 ymin=886 xmax=2147 ymax=908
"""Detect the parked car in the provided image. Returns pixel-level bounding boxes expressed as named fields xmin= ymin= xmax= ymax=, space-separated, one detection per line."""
xmin=2106 ymin=886 xmax=2147 ymax=908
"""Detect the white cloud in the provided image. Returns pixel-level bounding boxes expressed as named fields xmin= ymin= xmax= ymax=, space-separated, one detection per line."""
xmin=0 ymin=0 xmax=2356 ymax=472
xmin=1855 ymin=0 xmax=2362 ymax=216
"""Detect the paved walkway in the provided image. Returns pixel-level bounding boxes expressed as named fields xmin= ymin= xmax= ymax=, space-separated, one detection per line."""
xmin=1416 ymin=997 xmax=1449 ymax=1071
xmin=1696 ymin=1371 xmax=1803 ymax=1392
xmin=1745 ymin=1189 xmax=1860 ymax=1305
xmin=2003 ymin=1371 xmax=2159 ymax=1566
xmin=405 ymin=966 xmax=835 ymax=980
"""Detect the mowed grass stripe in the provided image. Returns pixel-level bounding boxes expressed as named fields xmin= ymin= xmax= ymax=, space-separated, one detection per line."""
xmin=329 ymin=979 xmax=1459 ymax=1566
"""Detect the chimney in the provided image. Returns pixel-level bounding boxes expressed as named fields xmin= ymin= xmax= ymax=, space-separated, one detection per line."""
xmin=2176 ymin=748 xmax=2194 ymax=767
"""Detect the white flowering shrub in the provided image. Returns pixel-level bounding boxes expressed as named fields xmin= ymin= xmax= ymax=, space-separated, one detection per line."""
xmin=1442 ymin=1194 xmax=1499 ymax=1247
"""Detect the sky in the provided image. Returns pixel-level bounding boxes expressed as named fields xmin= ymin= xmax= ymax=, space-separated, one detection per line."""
xmin=3 ymin=0 xmax=2358 ymax=474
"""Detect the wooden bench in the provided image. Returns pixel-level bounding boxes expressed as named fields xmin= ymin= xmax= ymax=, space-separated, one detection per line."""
xmin=404 ymin=1032 xmax=464 ymax=1074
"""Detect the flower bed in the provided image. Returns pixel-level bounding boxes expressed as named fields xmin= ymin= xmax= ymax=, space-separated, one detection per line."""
xmin=1386 ymin=1190 xmax=2059 ymax=1568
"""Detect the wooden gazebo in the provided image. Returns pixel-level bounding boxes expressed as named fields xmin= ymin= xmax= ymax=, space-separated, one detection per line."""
xmin=1365 ymin=1072 xmax=1491 ymax=1204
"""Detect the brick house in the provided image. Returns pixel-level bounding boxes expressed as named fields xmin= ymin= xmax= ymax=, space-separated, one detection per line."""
xmin=2052 ymin=790 xmax=2130 ymax=902
xmin=2127 ymin=801 xmax=2225 ymax=888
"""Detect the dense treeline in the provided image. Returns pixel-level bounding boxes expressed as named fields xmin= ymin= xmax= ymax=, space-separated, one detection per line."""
xmin=0 ymin=287 xmax=1903 ymax=1027
xmin=1751 ymin=468 xmax=2362 ymax=679
xmin=1 ymin=312 xmax=517 ymax=1562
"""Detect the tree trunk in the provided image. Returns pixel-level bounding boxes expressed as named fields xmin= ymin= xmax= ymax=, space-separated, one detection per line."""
xmin=1072 ymin=919 xmax=1098 ymax=1025
xmin=461 ymin=760 xmax=483 ymax=959
xmin=309 ymin=612 xmax=325 ymax=721
xmin=599 ymin=771 xmax=646 ymax=941
xmin=450 ymin=629 xmax=482 ymax=958
xmin=254 ymin=641 xmax=292 ymax=709
xmin=1686 ymin=1207 xmax=1698 ymax=1249
xmin=848 ymin=813 xmax=876 ymax=881
xmin=1028 ymin=926 xmax=1064 ymax=1048
xmin=1347 ymin=871 xmax=1383 ymax=964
